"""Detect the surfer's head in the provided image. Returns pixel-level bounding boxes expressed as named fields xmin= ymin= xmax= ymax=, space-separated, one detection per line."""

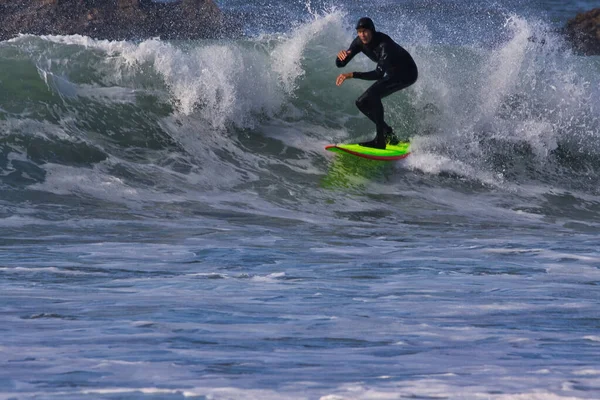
xmin=356 ymin=17 xmax=375 ymax=44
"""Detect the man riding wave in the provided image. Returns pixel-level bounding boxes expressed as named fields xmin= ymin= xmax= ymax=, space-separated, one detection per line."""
xmin=336 ymin=17 xmax=418 ymax=149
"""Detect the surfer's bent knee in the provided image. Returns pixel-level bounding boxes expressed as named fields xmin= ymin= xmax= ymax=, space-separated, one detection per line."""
xmin=355 ymin=94 xmax=372 ymax=110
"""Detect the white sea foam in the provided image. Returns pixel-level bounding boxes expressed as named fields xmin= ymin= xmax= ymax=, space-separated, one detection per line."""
xmin=271 ymin=11 xmax=347 ymax=95
xmin=30 ymin=162 xmax=148 ymax=202
xmin=398 ymin=14 xmax=597 ymax=190
xmin=1 ymin=266 xmax=93 ymax=275
xmin=2 ymin=385 xmax=589 ymax=400
xmin=573 ymin=369 xmax=600 ymax=376
xmin=481 ymin=16 xmax=532 ymax=119
xmin=77 ymin=387 xmax=302 ymax=399
xmin=19 ymin=34 xmax=281 ymax=127
xmin=251 ymin=271 xmax=286 ymax=282
xmin=28 ymin=11 xmax=345 ymax=130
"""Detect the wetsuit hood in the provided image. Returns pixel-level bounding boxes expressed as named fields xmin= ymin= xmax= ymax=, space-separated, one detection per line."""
xmin=355 ymin=17 xmax=376 ymax=33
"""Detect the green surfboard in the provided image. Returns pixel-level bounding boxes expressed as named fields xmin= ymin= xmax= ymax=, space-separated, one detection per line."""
xmin=325 ymin=142 xmax=411 ymax=161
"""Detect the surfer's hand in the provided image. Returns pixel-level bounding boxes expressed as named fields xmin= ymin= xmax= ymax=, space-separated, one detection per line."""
xmin=337 ymin=50 xmax=351 ymax=61
xmin=336 ymin=72 xmax=353 ymax=86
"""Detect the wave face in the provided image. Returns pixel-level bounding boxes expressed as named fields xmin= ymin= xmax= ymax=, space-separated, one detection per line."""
xmin=0 ymin=4 xmax=599 ymax=223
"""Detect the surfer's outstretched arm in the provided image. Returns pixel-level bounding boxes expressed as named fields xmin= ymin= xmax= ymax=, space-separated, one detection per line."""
xmin=335 ymin=37 xmax=361 ymax=67
xmin=336 ymin=72 xmax=354 ymax=86
xmin=353 ymin=71 xmax=382 ymax=80
xmin=340 ymin=62 xmax=383 ymax=84
xmin=353 ymin=48 xmax=387 ymax=80
xmin=352 ymin=67 xmax=384 ymax=81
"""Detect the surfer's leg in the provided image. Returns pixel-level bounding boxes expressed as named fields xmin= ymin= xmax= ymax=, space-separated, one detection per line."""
xmin=355 ymin=92 xmax=378 ymax=125
xmin=374 ymin=77 xmax=417 ymax=144
xmin=355 ymin=74 xmax=418 ymax=148
xmin=355 ymin=81 xmax=390 ymax=148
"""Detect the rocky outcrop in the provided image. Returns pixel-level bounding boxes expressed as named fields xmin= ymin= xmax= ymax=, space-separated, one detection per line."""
xmin=564 ymin=8 xmax=600 ymax=56
xmin=0 ymin=0 xmax=239 ymax=41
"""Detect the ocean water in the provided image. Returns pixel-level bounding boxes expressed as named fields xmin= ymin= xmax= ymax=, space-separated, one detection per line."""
xmin=1 ymin=1 xmax=600 ymax=399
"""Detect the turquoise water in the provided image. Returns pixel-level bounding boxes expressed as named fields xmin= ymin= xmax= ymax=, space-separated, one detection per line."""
xmin=1 ymin=1 xmax=599 ymax=399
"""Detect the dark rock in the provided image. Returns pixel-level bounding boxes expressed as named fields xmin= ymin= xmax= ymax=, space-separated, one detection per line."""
xmin=564 ymin=8 xmax=600 ymax=56
xmin=0 ymin=0 xmax=240 ymax=42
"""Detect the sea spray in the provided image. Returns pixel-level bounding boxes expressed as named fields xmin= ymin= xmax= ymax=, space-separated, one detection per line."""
xmin=1 ymin=8 xmax=599 ymax=199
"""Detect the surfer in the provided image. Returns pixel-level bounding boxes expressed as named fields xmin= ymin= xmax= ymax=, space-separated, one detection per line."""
xmin=335 ymin=17 xmax=418 ymax=149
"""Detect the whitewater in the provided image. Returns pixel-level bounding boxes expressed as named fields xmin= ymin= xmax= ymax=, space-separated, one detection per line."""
xmin=1 ymin=0 xmax=599 ymax=399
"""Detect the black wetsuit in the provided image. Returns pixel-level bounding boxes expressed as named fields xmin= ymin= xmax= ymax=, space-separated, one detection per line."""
xmin=336 ymin=32 xmax=418 ymax=147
